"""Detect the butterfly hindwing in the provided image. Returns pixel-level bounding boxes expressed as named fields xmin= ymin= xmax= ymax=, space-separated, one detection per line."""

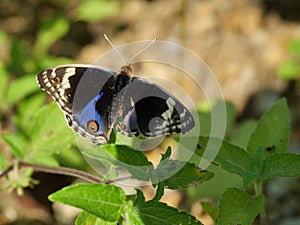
xmin=114 ymin=77 xmax=195 ymax=137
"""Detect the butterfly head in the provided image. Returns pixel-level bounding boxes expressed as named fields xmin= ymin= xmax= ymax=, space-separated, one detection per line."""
xmin=119 ymin=65 xmax=132 ymax=76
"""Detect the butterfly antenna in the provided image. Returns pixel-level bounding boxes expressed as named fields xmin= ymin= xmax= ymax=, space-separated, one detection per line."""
xmin=127 ymin=38 xmax=157 ymax=65
xmin=104 ymin=34 xmax=126 ymax=65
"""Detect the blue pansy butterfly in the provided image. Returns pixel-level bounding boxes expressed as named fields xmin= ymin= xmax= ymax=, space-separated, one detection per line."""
xmin=37 ymin=43 xmax=195 ymax=144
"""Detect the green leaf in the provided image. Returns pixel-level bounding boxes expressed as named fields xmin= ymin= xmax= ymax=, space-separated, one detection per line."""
xmin=0 ymin=62 xmax=9 ymax=102
xmin=196 ymin=101 xmax=235 ymax=137
xmin=1 ymin=134 xmax=28 ymax=159
xmin=134 ymin=189 xmax=146 ymax=208
xmin=249 ymin=145 xmax=264 ymax=174
xmin=34 ymin=15 xmax=70 ymax=56
xmin=0 ymin=30 xmax=7 ymax=47
xmin=288 ymin=38 xmax=300 ymax=56
xmin=30 ymin=103 xmax=74 ymax=154
xmin=14 ymin=94 xmax=45 ymax=133
xmin=230 ymin=119 xmax=257 ymax=149
xmin=49 ymin=184 xmax=126 ymax=222
xmin=195 ymin=137 xmax=251 ymax=179
xmin=123 ymin=200 xmax=144 ymax=225
xmin=76 ymin=211 xmax=116 ymax=225
xmin=83 ymin=144 xmax=154 ymax=181
xmin=75 ymin=0 xmax=119 ymax=22
xmin=36 ymin=55 xmax=74 ymax=69
xmin=7 ymin=74 xmax=39 ymax=104
xmin=247 ymin=98 xmax=290 ymax=157
xmin=160 ymin=146 xmax=172 ymax=161
xmin=162 ymin=161 xmax=214 ymax=189
xmin=277 ymin=60 xmax=300 ymax=80
xmin=29 ymin=154 xmax=59 ymax=167
xmin=151 ymin=182 xmax=165 ymax=201
xmin=242 ymin=146 xmax=265 ymax=188
xmin=139 ymin=201 xmax=202 ymax=225
xmin=260 ymin=153 xmax=300 ymax=179
xmin=218 ymin=188 xmax=264 ymax=225
xmin=0 ymin=151 xmax=7 ymax=170
xmin=200 ymin=201 xmax=217 ymax=223
xmin=10 ymin=38 xmax=29 ymax=74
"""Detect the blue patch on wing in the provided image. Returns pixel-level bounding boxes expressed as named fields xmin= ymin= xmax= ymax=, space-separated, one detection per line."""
xmin=73 ymin=93 xmax=104 ymax=134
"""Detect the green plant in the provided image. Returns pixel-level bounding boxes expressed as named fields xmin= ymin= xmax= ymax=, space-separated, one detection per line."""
xmin=1 ymin=97 xmax=299 ymax=225
xmin=277 ymin=38 xmax=300 ymax=81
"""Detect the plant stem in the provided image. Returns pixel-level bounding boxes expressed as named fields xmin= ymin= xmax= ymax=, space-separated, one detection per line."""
xmin=1 ymin=160 xmax=105 ymax=183
xmin=254 ymin=180 xmax=267 ymax=225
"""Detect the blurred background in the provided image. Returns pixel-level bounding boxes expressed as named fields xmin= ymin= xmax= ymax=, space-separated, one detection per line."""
xmin=0 ymin=0 xmax=299 ymax=224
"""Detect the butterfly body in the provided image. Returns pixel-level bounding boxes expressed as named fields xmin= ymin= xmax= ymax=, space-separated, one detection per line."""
xmin=37 ymin=64 xmax=195 ymax=144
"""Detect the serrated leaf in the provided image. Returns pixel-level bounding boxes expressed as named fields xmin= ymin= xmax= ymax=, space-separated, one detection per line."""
xmin=162 ymin=161 xmax=214 ymax=189
xmin=200 ymin=201 xmax=217 ymax=223
xmin=218 ymin=188 xmax=264 ymax=225
xmin=83 ymin=144 xmax=154 ymax=181
xmin=7 ymin=74 xmax=39 ymax=104
xmin=195 ymin=137 xmax=251 ymax=178
xmin=1 ymin=134 xmax=28 ymax=159
xmin=260 ymin=153 xmax=300 ymax=179
xmin=49 ymin=184 xmax=126 ymax=222
xmin=139 ymin=201 xmax=202 ymax=225
xmin=247 ymin=98 xmax=290 ymax=157
xmin=76 ymin=211 xmax=115 ymax=225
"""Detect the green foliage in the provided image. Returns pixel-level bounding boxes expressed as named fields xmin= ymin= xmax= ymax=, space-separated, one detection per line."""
xmin=49 ymin=184 xmax=126 ymax=222
xmin=75 ymin=0 xmax=119 ymax=22
xmin=0 ymin=152 xmax=7 ymax=171
xmin=76 ymin=211 xmax=116 ymax=225
xmin=1 ymin=70 xmax=298 ymax=225
xmin=2 ymin=103 xmax=74 ymax=167
xmin=138 ymin=201 xmax=202 ymax=225
xmin=218 ymin=188 xmax=264 ymax=225
xmin=34 ymin=14 xmax=70 ymax=56
xmin=0 ymin=5 xmax=298 ymax=222
xmin=247 ymin=98 xmax=290 ymax=157
xmin=200 ymin=201 xmax=217 ymax=223
xmin=277 ymin=38 xmax=300 ymax=80
xmin=7 ymin=74 xmax=39 ymax=104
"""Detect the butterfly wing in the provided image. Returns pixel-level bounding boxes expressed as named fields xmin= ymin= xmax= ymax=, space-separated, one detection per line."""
xmin=113 ymin=77 xmax=195 ymax=137
xmin=37 ymin=65 xmax=118 ymax=144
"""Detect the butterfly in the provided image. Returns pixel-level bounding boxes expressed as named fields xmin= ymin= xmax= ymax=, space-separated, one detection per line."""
xmin=36 ymin=63 xmax=195 ymax=144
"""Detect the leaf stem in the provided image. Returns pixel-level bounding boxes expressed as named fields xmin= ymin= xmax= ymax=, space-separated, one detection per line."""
xmin=254 ymin=180 xmax=267 ymax=225
xmin=151 ymin=182 xmax=165 ymax=202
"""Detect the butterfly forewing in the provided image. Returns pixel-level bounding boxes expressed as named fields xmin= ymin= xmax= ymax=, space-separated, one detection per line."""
xmin=37 ymin=65 xmax=119 ymax=143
